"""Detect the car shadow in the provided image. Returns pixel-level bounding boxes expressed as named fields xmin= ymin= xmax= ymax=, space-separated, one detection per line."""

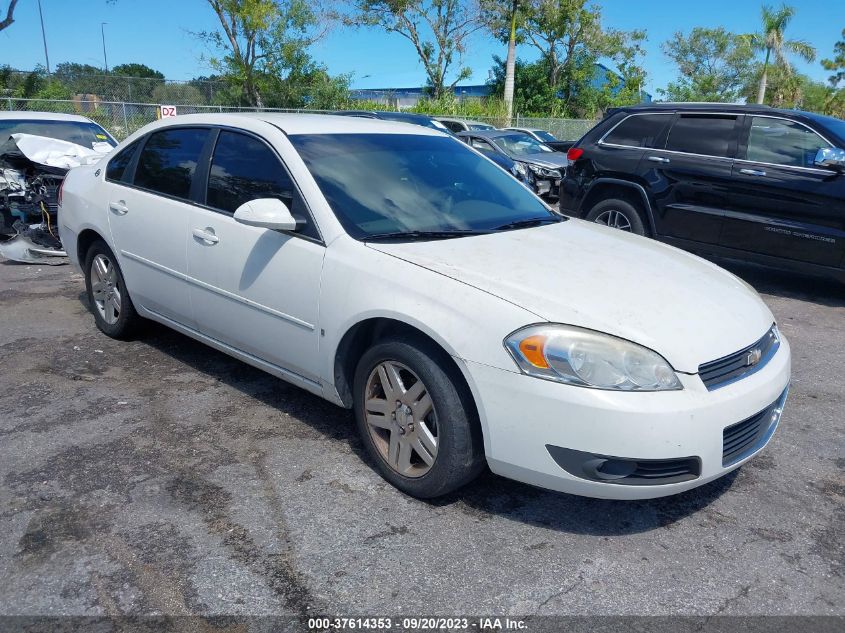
xmin=715 ymin=259 xmax=845 ymax=308
xmin=74 ymin=293 xmax=738 ymax=537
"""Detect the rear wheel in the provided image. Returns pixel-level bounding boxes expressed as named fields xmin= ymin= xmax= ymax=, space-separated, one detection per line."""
xmin=586 ymin=198 xmax=647 ymax=236
xmin=84 ymin=240 xmax=140 ymax=339
xmin=353 ymin=337 xmax=484 ymax=498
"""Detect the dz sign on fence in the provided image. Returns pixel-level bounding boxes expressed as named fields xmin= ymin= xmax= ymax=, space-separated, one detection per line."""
xmin=159 ymin=105 xmax=177 ymax=119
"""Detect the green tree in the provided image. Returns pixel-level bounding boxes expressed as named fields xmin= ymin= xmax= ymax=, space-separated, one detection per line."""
xmin=488 ymin=56 xmax=562 ymax=116
xmin=661 ymin=27 xmax=754 ymax=102
xmin=199 ymin=0 xmax=323 ymax=107
xmin=345 ymin=0 xmax=483 ymax=99
xmin=822 ymin=28 xmax=845 ymax=88
xmin=0 ymin=0 xmax=19 ymax=33
xmin=481 ymin=0 xmax=526 ymax=121
xmin=743 ymin=3 xmax=816 ymax=104
xmin=111 ymin=63 xmax=165 ymax=80
xmin=111 ymin=63 xmax=166 ymax=102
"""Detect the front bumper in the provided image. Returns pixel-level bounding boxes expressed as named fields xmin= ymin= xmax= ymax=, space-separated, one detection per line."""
xmin=460 ymin=336 xmax=791 ymax=500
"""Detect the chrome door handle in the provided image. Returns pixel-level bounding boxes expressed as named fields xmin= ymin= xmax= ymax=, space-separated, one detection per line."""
xmin=647 ymin=156 xmax=670 ymax=163
xmin=109 ymin=201 xmax=128 ymax=215
xmin=739 ymin=168 xmax=766 ymax=177
xmin=192 ymin=228 xmax=219 ymax=244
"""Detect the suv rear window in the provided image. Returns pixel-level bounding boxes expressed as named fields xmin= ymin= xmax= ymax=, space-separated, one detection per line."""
xmin=665 ymin=115 xmax=737 ymax=158
xmin=603 ymin=114 xmax=670 ymax=148
xmin=134 ymin=128 xmax=209 ymax=200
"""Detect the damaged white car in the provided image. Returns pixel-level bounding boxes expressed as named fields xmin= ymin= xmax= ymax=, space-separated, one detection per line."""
xmin=0 ymin=112 xmax=115 ymax=264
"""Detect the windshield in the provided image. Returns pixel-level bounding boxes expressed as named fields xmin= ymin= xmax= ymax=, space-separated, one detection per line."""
xmin=533 ymin=130 xmax=557 ymax=142
xmin=289 ymin=133 xmax=556 ymax=239
xmin=493 ymin=133 xmax=554 ymax=157
xmin=0 ymin=119 xmax=116 ymax=149
xmin=468 ymin=123 xmax=495 ymax=130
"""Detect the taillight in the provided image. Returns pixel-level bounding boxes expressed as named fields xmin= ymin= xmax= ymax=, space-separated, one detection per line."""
xmin=57 ymin=178 xmax=65 ymax=207
xmin=566 ymin=147 xmax=584 ymax=163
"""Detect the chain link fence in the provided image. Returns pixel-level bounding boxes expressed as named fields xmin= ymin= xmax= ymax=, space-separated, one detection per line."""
xmin=4 ymin=98 xmax=597 ymax=142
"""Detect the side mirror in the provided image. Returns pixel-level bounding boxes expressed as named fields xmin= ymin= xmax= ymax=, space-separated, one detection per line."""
xmin=233 ymin=198 xmax=297 ymax=231
xmin=814 ymin=147 xmax=845 ymax=170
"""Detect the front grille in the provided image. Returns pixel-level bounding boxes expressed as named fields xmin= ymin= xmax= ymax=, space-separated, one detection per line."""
xmin=722 ymin=389 xmax=787 ymax=466
xmin=699 ymin=325 xmax=779 ymax=390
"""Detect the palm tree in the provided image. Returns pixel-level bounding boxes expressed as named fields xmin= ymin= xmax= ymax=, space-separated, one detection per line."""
xmin=746 ymin=4 xmax=816 ymax=104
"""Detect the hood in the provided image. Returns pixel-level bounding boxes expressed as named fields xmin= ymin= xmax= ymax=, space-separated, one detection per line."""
xmin=516 ymin=152 xmax=568 ymax=168
xmin=367 ymin=220 xmax=774 ymax=373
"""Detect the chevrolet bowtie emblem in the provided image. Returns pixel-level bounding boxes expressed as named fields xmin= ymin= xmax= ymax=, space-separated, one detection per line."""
xmin=746 ymin=348 xmax=763 ymax=366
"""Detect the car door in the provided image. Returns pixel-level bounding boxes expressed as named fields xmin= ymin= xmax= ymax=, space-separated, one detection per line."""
xmin=721 ymin=115 xmax=845 ymax=268
xmin=186 ymin=128 xmax=325 ymax=385
xmin=645 ymin=113 xmax=742 ymax=244
xmin=106 ymin=126 xmax=211 ymax=328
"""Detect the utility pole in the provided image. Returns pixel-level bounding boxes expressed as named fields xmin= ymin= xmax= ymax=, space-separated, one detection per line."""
xmin=101 ymin=22 xmax=109 ymax=72
xmin=37 ymin=0 xmax=50 ymax=74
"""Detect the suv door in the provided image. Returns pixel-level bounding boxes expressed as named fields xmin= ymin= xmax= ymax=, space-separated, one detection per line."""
xmin=186 ymin=128 xmax=325 ymax=386
xmin=106 ymin=127 xmax=211 ymax=328
xmin=721 ymin=115 xmax=845 ymax=268
xmin=645 ymin=113 xmax=742 ymax=244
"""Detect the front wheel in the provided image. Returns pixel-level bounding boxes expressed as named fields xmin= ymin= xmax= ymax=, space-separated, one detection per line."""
xmin=84 ymin=240 xmax=140 ymax=339
xmin=353 ymin=337 xmax=484 ymax=498
xmin=585 ymin=198 xmax=647 ymax=236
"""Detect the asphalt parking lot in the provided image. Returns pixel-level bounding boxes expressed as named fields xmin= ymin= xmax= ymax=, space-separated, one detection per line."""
xmin=0 ymin=256 xmax=843 ymax=623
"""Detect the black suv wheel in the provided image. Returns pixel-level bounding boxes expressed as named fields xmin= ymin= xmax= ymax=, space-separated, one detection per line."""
xmin=586 ymin=198 xmax=646 ymax=236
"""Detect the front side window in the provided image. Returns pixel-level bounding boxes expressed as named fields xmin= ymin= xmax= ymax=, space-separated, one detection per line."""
xmin=665 ymin=115 xmax=738 ymax=158
xmin=207 ymin=130 xmax=318 ymax=239
xmin=494 ymin=133 xmax=554 ymax=156
xmin=134 ymin=128 xmax=209 ymax=199
xmin=106 ymin=140 xmax=140 ymax=182
xmin=745 ymin=117 xmax=831 ymax=167
xmin=603 ymin=114 xmax=670 ymax=148
xmin=289 ymin=133 xmax=556 ymax=239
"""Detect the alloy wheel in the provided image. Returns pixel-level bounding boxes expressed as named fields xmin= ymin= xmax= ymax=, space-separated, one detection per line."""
xmin=363 ymin=361 xmax=439 ymax=477
xmin=594 ymin=209 xmax=633 ymax=232
xmin=90 ymin=253 xmax=122 ymax=325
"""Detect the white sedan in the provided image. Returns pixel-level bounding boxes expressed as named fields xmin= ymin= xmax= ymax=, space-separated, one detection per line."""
xmin=58 ymin=114 xmax=791 ymax=499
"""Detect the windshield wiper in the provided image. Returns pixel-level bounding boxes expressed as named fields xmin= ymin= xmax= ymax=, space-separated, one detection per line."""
xmin=492 ymin=216 xmax=563 ymax=231
xmin=363 ymin=229 xmax=489 ymax=242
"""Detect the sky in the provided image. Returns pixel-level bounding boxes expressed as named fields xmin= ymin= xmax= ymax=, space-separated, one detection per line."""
xmin=1 ymin=0 xmax=843 ymax=96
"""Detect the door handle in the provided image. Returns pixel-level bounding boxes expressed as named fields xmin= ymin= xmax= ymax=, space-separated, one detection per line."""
xmin=109 ymin=201 xmax=128 ymax=215
xmin=647 ymin=156 xmax=670 ymax=164
xmin=739 ymin=168 xmax=766 ymax=177
xmin=192 ymin=228 xmax=219 ymax=244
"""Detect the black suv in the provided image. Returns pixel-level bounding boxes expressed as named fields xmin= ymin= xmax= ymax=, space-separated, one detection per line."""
xmin=560 ymin=103 xmax=845 ymax=283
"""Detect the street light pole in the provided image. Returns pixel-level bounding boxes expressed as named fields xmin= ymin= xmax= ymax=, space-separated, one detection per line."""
xmin=37 ymin=0 xmax=50 ymax=74
xmin=101 ymin=22 xmax=109 ymax=72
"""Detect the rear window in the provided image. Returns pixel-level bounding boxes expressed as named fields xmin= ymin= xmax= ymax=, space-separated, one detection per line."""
xmin=134 ymin=128 xmax=209 ymax=200
xmin=665 ymin=115 xmax=738 ymax=158
xmin=603 ymin=114 xmax=670 ymax=148
xmin=0 ymin=119 xmax=116 ymax=149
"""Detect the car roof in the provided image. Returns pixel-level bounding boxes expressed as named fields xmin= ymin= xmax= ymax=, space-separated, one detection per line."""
xmin=612 ymin=102 xmax=806 ymax=117
xmin=134 ymin=112 xmax=446 ymax=137
xmin=456 ymin=129 xmax=524 ymax=139
xmin=0 ymin=111 xmax=96 ymax=123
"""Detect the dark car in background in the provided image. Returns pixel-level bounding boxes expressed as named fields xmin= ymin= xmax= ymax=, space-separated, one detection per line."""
xmin=458 ymin=130 xmax=567 ymax=198
xmin=560 ymin=103 xmax=845 ymax=283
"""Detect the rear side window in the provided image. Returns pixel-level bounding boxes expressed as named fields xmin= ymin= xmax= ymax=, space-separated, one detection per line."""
xmin=745 ymin=117 xmax=831 ymax=167
xmin=105 ymin=140 xmax=140 ymax=183
xmin=207 ymin=130 xmax=319 ymax=240
xmin=603 ymin=114 xmax=670 ymax=148
xmin=135 ymin=128 xmax=209 ymax=200
xmin=665 ymin=115 xmax=737 ymax=158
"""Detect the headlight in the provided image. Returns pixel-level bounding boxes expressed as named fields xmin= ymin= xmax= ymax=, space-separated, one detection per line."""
xmin=504 ymin=324 xmax=682 ymax=391
xmin=527 ymin=164 xmax=561 ymax=178
xmin=512 ymin=162 xmax=527 ymax=176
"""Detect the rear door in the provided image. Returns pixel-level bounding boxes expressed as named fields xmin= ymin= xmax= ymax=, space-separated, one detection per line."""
xmin=721 ymin=115 xmax=845 ymax=267
xmin=186 ymin=128 xmax=325 ymax=385
xmin=106 ymin=126 xmax=211 ymax=328
xmin=645 ymin=113 xmax=742 ymax=244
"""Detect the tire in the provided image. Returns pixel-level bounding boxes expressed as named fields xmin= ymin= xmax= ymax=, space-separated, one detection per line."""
xmin=83 ymin=239 xmax=140 ymax=339
xmin=585 ymin=198 xmax=647 ymax=236
xmin=353 ymin=336 xmax=485 ymax=498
